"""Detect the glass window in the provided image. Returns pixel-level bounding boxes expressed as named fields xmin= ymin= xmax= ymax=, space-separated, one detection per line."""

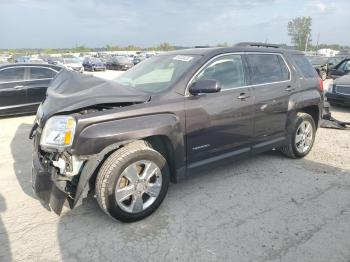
xmin=194 ymin=54 xmax=245 ymax=90
xmin=30 ymin=67 xmax=56 ymax=80
xmin=246 ymin=54 xmax=290 ymax=85
xmin=339 ymin=60 xmax=350 ymax=71
xmin=0 ymin=67 xmax=25 ymax=83
xmin=292 ymin=54 xmax=317 ymax=78
xmin=114 ymin=54 xmax=201 ymax=93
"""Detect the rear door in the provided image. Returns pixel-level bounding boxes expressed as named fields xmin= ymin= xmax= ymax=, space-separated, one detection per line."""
xmin=26 ymin=66 xmax=57 ymax=104
xmin=245 ymin=53 xmax=294 ymax=152
xmin=0 ymin=67 xmax=27 ymax=115
xmin=185 ymin=54 xmax=254 ymax=166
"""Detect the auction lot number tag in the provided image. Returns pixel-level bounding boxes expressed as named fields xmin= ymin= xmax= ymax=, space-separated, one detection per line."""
xmin=173 ymin=55 xmax=193 ymax=62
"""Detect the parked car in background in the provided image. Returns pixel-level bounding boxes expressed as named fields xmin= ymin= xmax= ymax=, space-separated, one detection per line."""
xmin=127 ymin=54 xmax=135 ymax=62
xmin=7 ymin=55 xmax=27 ymax=63
xmin=327 ymin=57 xmax=344 ymax=74
xmin=61 ymin=57 xmax=84 ymax=73
xmin=306 ymin=56 xmax=342 ymax=80
xmin=83 ymin=57 xmax=106 ymax=71
xmin=326 ymin=75 xmax=350 ymax=106
xmin=47 ymin=56 xmax=64 ymax=65
xmin=0 ymin=63 xmax=62 ymax=116
xmin=106 ymin=56 xmax=134 ymax=70
xmin=330 ymin=58 xmax=350 ymax=79
xmin=31 ymin=44 xmax=323 ymax=222
xmin=28 ymin=57 xmax=46 ymax=64
xmin=133 ymin=55 xmax=146 ymax=65
xmin=335 ymin=51 xmax=350 ymax=59
xmin=0 ymin=54 xmax=11 ymax=63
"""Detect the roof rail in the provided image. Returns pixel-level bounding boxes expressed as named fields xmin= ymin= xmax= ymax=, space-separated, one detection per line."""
xmin=235 ymin=42 xmax=280 ymax=49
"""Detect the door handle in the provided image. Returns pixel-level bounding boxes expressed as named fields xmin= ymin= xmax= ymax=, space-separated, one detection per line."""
xmin=237 ymin=93 xmax=250 ymax=100
xmin=285 ymin=85 xmax=295 ymax=92
xmin=13 ymin=85 xmax=24 ymax=89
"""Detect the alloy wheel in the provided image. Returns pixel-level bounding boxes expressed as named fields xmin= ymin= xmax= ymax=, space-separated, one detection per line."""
xmin=115 ymin=160 xmax=162 ymax=214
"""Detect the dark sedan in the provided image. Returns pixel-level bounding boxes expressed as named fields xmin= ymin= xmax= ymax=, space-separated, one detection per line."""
xmin=330 ymin=58 xmax=350 ymax=79
xmin=306 ymin=56 xmax=343 ymax=80
xmin=83 ymin=57 xmax=106 ymax=71
xmin=106 ymin=56 xmax=134 ymax=70
xmin=326 ymin=75 xmax=350 ymax=107
xmin=0 ymin=63 xmax=62 ymax=116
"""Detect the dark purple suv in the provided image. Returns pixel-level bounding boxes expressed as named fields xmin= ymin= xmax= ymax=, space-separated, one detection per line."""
xmin=31 ymin=43 xmax=323 ymax=222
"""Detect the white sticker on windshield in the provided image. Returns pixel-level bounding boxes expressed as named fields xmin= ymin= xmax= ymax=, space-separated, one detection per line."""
xmin=173 ymin=55 xmax=193 ymax=62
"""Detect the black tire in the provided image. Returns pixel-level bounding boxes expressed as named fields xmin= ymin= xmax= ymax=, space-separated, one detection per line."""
xmin=279 ymin=112 xmax=316 ymax=159
xmin=95 ymin=140 xmax=170 ymax=222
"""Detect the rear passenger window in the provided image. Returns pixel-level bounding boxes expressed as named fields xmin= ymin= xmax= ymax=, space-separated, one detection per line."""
xmin=30 ymin=67 xmax=56 ymax=80
xmin=0 ymin=67 xmax=25 ymax=83
xmin=194 ymin=54 xmax=245 ymax=90
xmin=246 ymin=54 xmax=290 ymax=85
xmin=291 ymin=54 xmax=317 ymax=78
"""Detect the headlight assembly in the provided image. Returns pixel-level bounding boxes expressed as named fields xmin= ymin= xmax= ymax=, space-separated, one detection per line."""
xmin=40 ymin=116 xmax=76 ymax=150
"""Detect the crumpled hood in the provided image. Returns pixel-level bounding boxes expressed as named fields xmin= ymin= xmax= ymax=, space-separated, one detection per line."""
xmin=40 ymin=69 xmax=150 ymax=121
xmin=335 ymin=75 xmax=350 ymax=85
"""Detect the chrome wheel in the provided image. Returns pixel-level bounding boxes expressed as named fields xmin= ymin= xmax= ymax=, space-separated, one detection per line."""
xmin=115 ymin=160 xmax=162 ymax=214
xmin=295 ymin=120 xmax=313 ymax=154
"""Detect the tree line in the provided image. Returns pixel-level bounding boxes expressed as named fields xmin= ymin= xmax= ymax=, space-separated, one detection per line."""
xmin=1 ymin=23 xmax=349 ymax=55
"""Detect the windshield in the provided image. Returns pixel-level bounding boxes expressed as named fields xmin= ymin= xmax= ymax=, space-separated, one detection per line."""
xmin=307 ymin=56 xmax=328 ymax=65
xmin=114 ymin=54 xmax=201 ymax=93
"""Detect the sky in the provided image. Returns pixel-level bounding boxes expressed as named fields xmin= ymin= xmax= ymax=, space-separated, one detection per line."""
xmin=0 ymin=0 xmax=349 ymax=48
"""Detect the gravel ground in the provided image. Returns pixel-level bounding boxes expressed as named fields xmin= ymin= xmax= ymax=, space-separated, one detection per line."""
xmin=0 ymin=77 xmax=349 ymax=262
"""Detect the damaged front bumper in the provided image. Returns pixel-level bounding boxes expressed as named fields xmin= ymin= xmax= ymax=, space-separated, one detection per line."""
xmin=32 ymin=150 xmax=68 ymax=214
xmin=31 ymin=130 xmax=102 ymax=215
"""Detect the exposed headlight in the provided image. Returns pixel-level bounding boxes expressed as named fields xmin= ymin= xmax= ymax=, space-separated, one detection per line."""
xmin=40 ymin=116 xmax=76 ymax=150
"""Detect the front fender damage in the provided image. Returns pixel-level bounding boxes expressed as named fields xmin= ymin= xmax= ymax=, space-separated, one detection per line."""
xmin=32 ymin=141 xmax=132 ymax=215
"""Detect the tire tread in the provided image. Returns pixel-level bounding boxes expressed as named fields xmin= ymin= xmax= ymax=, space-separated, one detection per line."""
xmin=95 ymin=140 xmax=155 ymax=217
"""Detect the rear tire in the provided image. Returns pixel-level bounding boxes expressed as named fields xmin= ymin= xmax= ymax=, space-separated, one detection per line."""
xmin=279 ymin=112 xmax=316 ymax=159
xmin=95 ymin=140 xmax=170 ymax=222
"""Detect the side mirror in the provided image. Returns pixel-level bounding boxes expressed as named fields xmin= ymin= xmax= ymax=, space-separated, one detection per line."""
xmin=189 ymin=79 xmax=221 ymax=95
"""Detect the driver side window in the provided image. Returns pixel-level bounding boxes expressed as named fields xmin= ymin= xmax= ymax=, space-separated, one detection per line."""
xmin=340 ymin=61 xmax=350 ymax=71
xmin=194 ymin=54 xmax=245 ymax=90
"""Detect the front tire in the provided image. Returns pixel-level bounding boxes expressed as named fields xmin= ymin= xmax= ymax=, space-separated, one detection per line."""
xmin=95 ymin=141 xmax=170 ymax=222
xmin=279 ymin=112 xmax=316 ymax=159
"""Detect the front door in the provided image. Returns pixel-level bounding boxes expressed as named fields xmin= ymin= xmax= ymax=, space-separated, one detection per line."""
xmin=0 ymin=67 xmax=27 ymax=115
xmin=185 ymin=54 xmax=254 ymax=167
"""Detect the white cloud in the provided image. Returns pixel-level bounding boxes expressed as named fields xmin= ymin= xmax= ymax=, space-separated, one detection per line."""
xmin=307 ymin=0 xmax=327 ymax=13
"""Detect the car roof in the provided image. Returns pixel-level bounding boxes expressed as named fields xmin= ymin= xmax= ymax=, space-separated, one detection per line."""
xmin=162 ymin=46 xmax=303 ymax=57
xmin=0 ymin=63 xmax=63 ymax=71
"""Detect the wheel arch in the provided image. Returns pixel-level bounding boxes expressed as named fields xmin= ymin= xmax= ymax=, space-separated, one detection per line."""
xmin=144 ymin=135 xmax=177 ymax=183
xmin=299 ymin=105 xmax=320 ymax=128
xmin=74 ymin=132 xmax=183 ymax=209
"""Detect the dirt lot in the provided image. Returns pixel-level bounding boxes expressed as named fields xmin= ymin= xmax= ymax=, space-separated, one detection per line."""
xmin=0 ymin=76 xmax=349 ymax=262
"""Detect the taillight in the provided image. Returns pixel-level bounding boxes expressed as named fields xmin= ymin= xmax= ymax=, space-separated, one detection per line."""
xmin=319 ymin=78 xmax=324 ymax=93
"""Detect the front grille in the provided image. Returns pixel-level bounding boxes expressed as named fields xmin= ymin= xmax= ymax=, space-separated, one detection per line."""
xmin=335 ymin=85 xmax=350 ymax=96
